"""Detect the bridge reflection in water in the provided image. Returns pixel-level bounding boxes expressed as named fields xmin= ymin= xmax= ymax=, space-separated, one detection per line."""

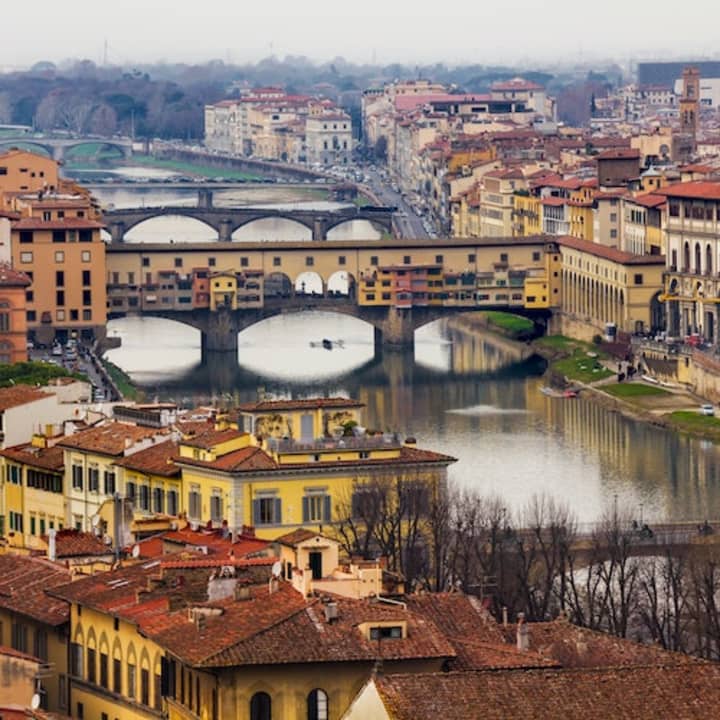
xmin=105 ymin=314 xmax=720 ymax=524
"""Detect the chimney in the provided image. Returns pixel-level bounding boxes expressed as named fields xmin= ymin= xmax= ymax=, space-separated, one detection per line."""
xmin=323 ymin=601 xmax=339 ymax=623
xmin=48 ymin=528 xmax=57 ymax=562
xmin=502 ymin=606 xmax=508 ymax=627
xmin=234 ymin=582 xmax=251 ymax=601
xmin=516 ymin=612 xmax=529 ymax=652
xmin=269 ymin=577 xmax=279 ymax=595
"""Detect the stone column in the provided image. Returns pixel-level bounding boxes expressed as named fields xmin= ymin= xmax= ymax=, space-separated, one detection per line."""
xmin=218 ymin=219 xmax=233 ymax=242
xmin=312 ymin=219 xmax=327 ymax=241
xmin=375 ymin=307 xmax=415 ymax=348
xmin=108 ymin=221 xmax=126 ymax=244
xmin=200 ymin=309 xmax=240 ymax=355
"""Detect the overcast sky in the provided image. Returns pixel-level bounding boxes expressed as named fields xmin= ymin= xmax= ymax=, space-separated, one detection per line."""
xmin=5 ymin=0 xmax=719 ymax=68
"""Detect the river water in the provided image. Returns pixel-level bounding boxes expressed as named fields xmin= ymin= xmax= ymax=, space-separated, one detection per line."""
xmin=97 ymin=174 xmax=720 ymax=525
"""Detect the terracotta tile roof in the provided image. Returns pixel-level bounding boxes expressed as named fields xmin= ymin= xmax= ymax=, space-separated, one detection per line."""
xmin=159 ymin=556 xmax=274 ymax=569
xmin=557 ymin=236 xmax=665 ymax=266
xmin=629 ymin=193 xmax=666 ymax=209
xmin=596 ymin=148 xmax=641 ymax=160
xmin=656 ymin=180 xmax=720 ymax=201
xmin=406 ymin=594 xmax=557 ymax=671
xmin=57 ymin=422 xmax=168 ymax=457
xmin=113 ymin=439 xmax=180 ymax=477
xmin=180 ymin=427 xmax=248 ymax=450
xmin=0 ymin=264 xmax=30 ymax=287
xmin=235 ymin=397 xmax=365 ymax=413
xmin=502 ymin=617 xmax=698 ymax=668
xmin=0 ymin=443 xmax=64 ymax=472
xmin=492 ymin=78 xmax=544 ymax=91
xmin=176 ymin=445 xmax=277 ymax=473
xmin=0 ymin=385 xmax=50 ymax=411
xmin=0 ymin=555 xmax=71 ymax=626
xmin=274 ymin=528 xmax=321 ymax=546
xmin=183 ymin=589 xmax=457 ymax=668
xmin=160 ymin=527 xmax=269 ymax=556
xmin=374 ymin=663 xmax=720 ymax=720
xmin=542 ymin=196 xmax=566 ymax=206
xmin=39 ymin=529 xmax=111 ymax=558
xmin=0 ymin=644 xmax=44 ymax=664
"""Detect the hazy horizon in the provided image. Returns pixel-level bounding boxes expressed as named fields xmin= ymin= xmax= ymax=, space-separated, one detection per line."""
xmin=4 ymin=0 xmax=720 ymax=71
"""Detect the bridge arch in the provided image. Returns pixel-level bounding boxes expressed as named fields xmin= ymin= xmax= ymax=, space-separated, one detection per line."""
xmin=263 ymin=272 xmax=293 ymax=299
xmin=295 ymin=271 xmax=324 ymax=296
xmin=327 ymin=270 xmax=355 ymax=298
xmin=122 ymin=213 xmax=219 ymax=243
xmin=230 ymin=215 xmax=314 ymax=240
xmin=0 ymin=141 xmax=53 ymax=157
xmin=326 ymin=218 xmax=385 ymax=240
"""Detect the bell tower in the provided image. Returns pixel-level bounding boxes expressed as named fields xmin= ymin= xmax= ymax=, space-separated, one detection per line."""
xmin=679 ymin=67 xmax=700 ymax=146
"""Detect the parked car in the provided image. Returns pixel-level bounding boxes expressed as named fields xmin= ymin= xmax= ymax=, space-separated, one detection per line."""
xmin=700 ymin=404 xmax=715 ymax=416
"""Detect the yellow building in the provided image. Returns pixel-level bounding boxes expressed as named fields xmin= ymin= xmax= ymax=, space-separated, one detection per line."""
xmin=622 ymin=193 xmax=665 ymax=256
xmin=209 ymin=271 xmax=238 ymax=311
xmin=480 ymin=169 xmax=526 ymax=237
xmin=512 ymin=192 xmax=542 ymax=237
xmin=50 ymin=556 xmax=476 ymax=720
xmin=0 ymin=434 xmax=65 ymax=549
xmin=558 ymin=235 xmax=665 ymax=336
xmin=0 ymin=553 xmax=71 ymax=714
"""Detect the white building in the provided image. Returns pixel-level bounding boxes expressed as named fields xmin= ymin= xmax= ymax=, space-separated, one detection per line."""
xmin=305 ymin=113 xmax=353 ymax=166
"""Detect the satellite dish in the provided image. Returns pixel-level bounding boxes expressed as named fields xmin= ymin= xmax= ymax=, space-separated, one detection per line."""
xmin=91 ymin=514 xmax=101 ymax=528
xmin=31 ymin=693 xmax=41 ymax=710
xmin=271 ymin=560 xmax=282 ymax=578
xmin=131 ymin=544 xmax=141 ymax=559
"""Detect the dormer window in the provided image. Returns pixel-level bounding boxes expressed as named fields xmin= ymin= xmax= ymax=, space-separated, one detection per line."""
xmin=369 ymin=625 xmax=403 ymax=640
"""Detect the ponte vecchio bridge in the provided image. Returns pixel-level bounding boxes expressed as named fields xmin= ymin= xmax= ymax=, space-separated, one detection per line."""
xmin=105 ymin=236 xmax=560 ymax=356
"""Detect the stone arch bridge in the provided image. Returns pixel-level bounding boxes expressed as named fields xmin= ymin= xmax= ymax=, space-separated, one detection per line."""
xmin=0 ymin=136 xmax=133 ymax=162
xmin=103 ymin=205 xmax=394 ymax=242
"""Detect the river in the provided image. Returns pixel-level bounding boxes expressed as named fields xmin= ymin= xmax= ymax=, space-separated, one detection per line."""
xmin=96 ymin=174 xmax=720 ymax=525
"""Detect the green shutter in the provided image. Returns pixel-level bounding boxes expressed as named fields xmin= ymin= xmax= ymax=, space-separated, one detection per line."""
xmin=302 ymin=496 xmax=309 ymax=523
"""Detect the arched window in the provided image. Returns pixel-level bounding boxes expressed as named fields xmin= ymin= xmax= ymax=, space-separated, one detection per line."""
xmin=307 ymin=689 xmax=328 ymax=720
xmin=695 ymin=243 xmax=702 ymax=274
xmin=684 ymin=241 xmax=691 ymax=271
xmin=251 ymin=692 xmax=271 ymax=720
xmin=707 ymin=244 xmax=713 ymax=276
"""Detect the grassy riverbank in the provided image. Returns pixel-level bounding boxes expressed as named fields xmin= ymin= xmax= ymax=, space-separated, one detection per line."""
xmin=534 ymin=335 xmax=614 ymax=383
xmin=101 ymin=358 xmax=143 ymax=401
xmin=0 ymin=361 xmax=85 ymax=387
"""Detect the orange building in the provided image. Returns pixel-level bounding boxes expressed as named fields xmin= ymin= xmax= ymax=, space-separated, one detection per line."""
xmin=10 ymin=194 xmax=106 ymax=345
xmin=0 ymin=149 xmax=60 ymax=204
xmin=0 ymin=264 xmax=30 ymax=363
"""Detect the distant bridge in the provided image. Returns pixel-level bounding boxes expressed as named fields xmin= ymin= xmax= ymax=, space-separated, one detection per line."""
xmin=0 ymin=135 xmax=133 ymax=161
xmin=103 ymin=204 xmax=395 ymax=242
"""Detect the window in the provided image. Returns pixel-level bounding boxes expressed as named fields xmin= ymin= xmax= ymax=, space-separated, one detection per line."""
xmin=167 ymin=490 xmax=179 ymax=516
xmin=273 ymin=256 xmax=281 ymax=267
xmin=610 ymin=229 xmax=618 ymax=239
xmin=370 ymin=255 xmax=378 ymax=265
xmin=141 ymin=668 xmax=150 ymax=706
xmin=20 ymin=252 xmax=32 ymax=263
xmin=126 ymin=481 xmax=136 ymax=503
xmin=154 ymin=671 xmax=162 ymax=710
xmin=81 ymin=250 xmax=91 ymax=262
xmin=250 ymin=692 xmax=271 ymax=720
xmin=52 ymin=230 xmax=65 ymax=243
xmin=303 ymin=494 xmax=331 ymax=523
xmin=113 ymin=658 xmax=122 ymax=693
xmin=70 ymin=309 xmax=79 ymax=321
xmin=87 ymin=647 xmax=96 ymax=683
xmin=139 ymin=484 xmax=149 ymax=511
xmin=11 ymin=622 xmax=27 ymax=653
xmin=55 ymin=251 xmax=65 ymax=263
xmin=208 ymin=257 xmax=216 ymax=267
xmin=634 ymin=273 xmax=644 ymax=285
xmin=307 ymin=689 xmax=329 ymax=720
xmin=153 ymin=487 xmax=164 ymax=513
xmin=26 ymin=310 xmax=36 ymax=322
xmin=76 ymin=702 xmax=84 ymax=720
xmin=88 ymin=467 xmax=99 ymax=493
xmin=306 ymin=256 xmax=314 ymax=267
xmin=56 ymin=309 xmax=65 ymax=321
xmin=174 ymin=258 xmax=182 ymax=268
xmin=34 ymin=629 xmax=48 ymax=661
xmin=82 ymin=289 xmax=91 ymax=306
xmin=142 ymin=257 xmax=150 ymax=267
xmin=370 ymin=625 xmax=403 ymax=639
xmin=468 ymin=253 xmax=476 ymax=263
xmin=500 ymin=253 xmax=508 ymax=262
xmin=9 ymin=511 xmax=23 ymax=532
xmin=104 ymin=471 xmax=115 ymax=495
xmin=99 ymin=652 xmax=108 ymax=689
xmin=253 ymin=496 xmax=281 ymax=525
xmin=56 ymin=290 xmax=65 ymax=306
xmin=82 ymin=309 xmax=92 ymax=321
xmin=435 ymin=254 xmax=443 ymax=264
xmin=72 ymin=465 xmax=83 ymax=491
xmin=610 ymin=213 xmax=618 ymax=222
xmin=7 ymin=464 xmax=20 ymax=485
xmin=403 ymin=255 xmax=411 ymax=264
xmin=79 ymin=229 xmax=92 ymax=242
xmin=127 ymin=664 xmax=136 ymax=699
xmin=532 ymin=251 xmax=541 ymax=262
xmin=82 ymin=270 xmax=91 ymax=286
xmin=210 ymin=492 xmax=223 ymax=524
xmin=382 ymin=292 xmax=391 ymax=300
xmin=188 ymin=486 xmax=201 ymax=519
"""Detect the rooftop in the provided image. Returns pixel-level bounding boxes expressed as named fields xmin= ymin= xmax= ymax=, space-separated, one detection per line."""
xmin=236 ymin=397 xmax=365 ymax=413
xmin=657 ymin=181 xmax=720 ymax=201
xmin=112 ymin=439 xmax=180 ymax=478
xmin=0 ymin=554 xmax=71 ymax=626
xmin=557 ymin=236 xmax=665 ymax=266
xmin=57 ymin=422 xmax=168 ymax=457
xmin=0 ymin=442 xmax=64 ymax=472
xmin=0 ymin=264 xmax=30 ymax=287
xmin=0 ymin=385 xmax=50 ymax=412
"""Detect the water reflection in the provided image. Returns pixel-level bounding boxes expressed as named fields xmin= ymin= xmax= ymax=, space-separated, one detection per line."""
xmin=105 ymin=314 xmax=720 ymax=523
